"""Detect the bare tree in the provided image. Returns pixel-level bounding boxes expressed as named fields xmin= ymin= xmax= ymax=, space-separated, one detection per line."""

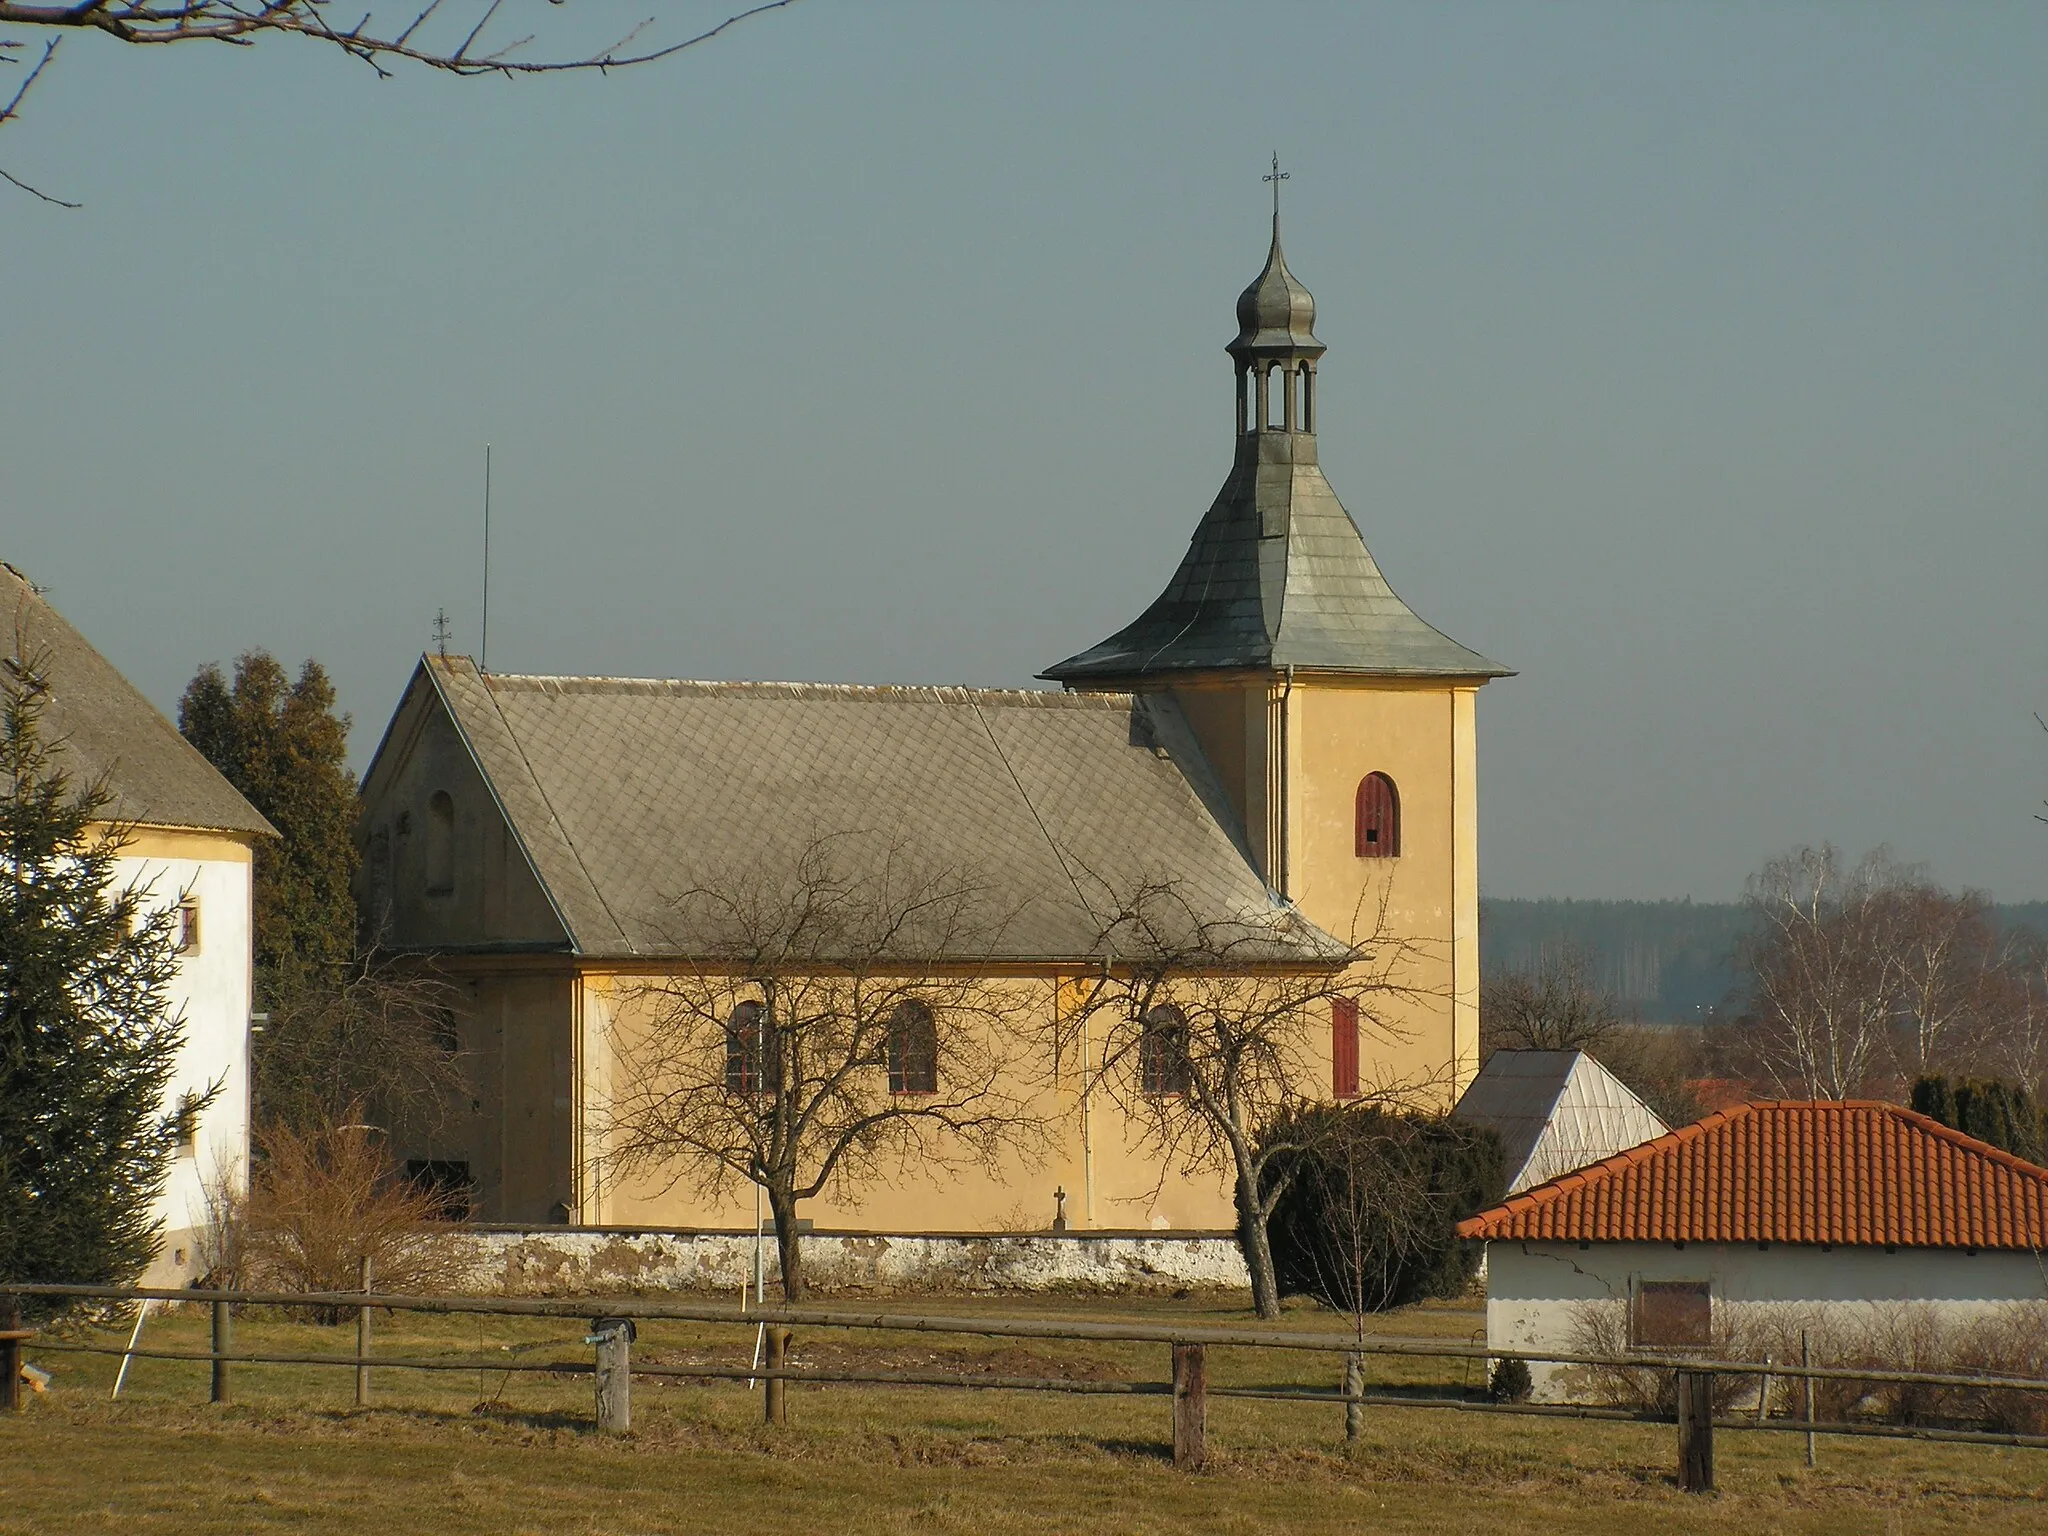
xmin=1736 ymin=845 xmax=1916 ymax=1100
xmin=1481 ymin=944 xmax=1708 ymax=1127
xmin=1064 ymin=877 xmax=1432 ymax=1320
xmin=1733 ymin=845 xmax=2044 ymax=1100
xmin=1480 ymin=942 xmax=1621 ymax=1055
xmin=253 ymin=950 xmax=468 ymax=1137
xmin=1889 ymin=881 xmax=2009 ymax=1079
xmin=600 ymin=835 xmax=1048 ymax=1301
xmin=0 ymin=1 xmax=795 ymax=204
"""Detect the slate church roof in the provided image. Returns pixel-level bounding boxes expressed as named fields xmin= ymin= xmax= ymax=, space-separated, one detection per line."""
xmin=0 ymin=561 xmax=274 ymax=839
xmin=397 ymin=655 xmax=1341 ymax=965
xmin=1044 ymin=221 xmax=1509 ymax=684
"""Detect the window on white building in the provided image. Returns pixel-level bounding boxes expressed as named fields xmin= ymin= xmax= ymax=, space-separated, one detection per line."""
xmin=1632 ymin=1279 xmax=1711 ymax=1349
xmin=174 ymin=1093 xmax=201 ymax=1157
xmin=175 ymin=899 xmax=201 ymax=954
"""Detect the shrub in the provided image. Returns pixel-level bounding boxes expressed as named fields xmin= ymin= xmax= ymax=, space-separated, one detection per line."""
xmin=1910 ymin=1076 xmax=2047 ymax=1164
xmin=1488 ymin=1357 xmax=1533 ymax=1403
xmin=1561 ymin=1301 xmax=1757 ymax=1414
xmin=1262 ymin=1105 xmax=1504 ymax=1315
xmin=1565 ymin=1298 xmax=2048 ymax=1432
xmin=232 ymin=1112 xmax=470 ymax=1316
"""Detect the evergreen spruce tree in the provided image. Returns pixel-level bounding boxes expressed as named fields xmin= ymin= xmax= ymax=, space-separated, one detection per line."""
xmin=179 ymin=651 xmax=463 ymax=1134
xmin=179 ymin=651 xmax=358 ymax=997
xmin=0 ymin=648 xmax=193 ymax=1287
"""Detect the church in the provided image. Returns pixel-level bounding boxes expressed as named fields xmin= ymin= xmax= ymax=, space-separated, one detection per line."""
xmin=357 ymin=213 xmax=1510 ymax=1233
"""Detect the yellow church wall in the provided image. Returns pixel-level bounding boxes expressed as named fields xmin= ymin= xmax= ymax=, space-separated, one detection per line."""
xmin=1157 ymin=674 xmax=1485 ymax=1109
xmin=1283 ymin=679 xmax=1481 ymax=1102
xmin=574 ymin=971 xmax=1237 ymax=1235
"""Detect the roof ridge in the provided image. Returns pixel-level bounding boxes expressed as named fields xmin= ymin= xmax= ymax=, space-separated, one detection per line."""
xmin=456 ymin=665 xmax=1132 ymax=709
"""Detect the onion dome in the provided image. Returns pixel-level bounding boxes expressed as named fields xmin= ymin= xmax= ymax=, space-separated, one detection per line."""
xmin=1228 ymin=220 xmax=1324 ymax=359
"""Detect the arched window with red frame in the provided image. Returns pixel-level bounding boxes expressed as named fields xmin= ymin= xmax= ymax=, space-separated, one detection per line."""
xmin=724 ymin=1000 xmax=768 ymax=1096
xmin=1355 ymin=772 xmax=1400 ymax=859
xmin=886 ymin=999 xmax=939 ymax=1095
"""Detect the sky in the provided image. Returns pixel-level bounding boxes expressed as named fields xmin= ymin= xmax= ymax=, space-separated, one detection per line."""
xmin=1 ymin=2 xmax=2043 ymax=903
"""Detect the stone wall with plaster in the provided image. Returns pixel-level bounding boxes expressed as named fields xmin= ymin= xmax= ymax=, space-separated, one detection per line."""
xmin=447 ymin=1227 xmax=1250 ymax=1297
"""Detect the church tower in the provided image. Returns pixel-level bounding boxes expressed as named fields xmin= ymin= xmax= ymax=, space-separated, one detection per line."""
xmin=1043 ymin=198 xmax=1511 ymax=1091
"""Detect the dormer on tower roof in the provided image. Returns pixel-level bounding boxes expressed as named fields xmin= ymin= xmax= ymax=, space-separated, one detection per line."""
xmin=1044 ymin=207 xmax=1510 ymax=685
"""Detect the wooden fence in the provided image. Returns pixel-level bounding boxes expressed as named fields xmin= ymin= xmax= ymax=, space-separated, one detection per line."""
xmin=8 ymin=1282 xmax=2048 ymax=1492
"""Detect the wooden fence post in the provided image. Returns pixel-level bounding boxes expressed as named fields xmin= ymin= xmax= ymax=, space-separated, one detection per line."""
xmin=1801 ymin=1332 xmax=1816 ymax=1468
xmin=1 ymin=1296 xmax=21 ymax=1413
xmin=1675 ymin=1369 xmax=1713 ymax=1493
xmin=355 ymin=1256 xmax=373 ymax=1409
xmin=1343 ymin=1353 xmax=1364 ymax=1443
xmin=210 ymin=1299 xmax=232 ymax=1406
xmin=764 ymin=1328 xmax=791 ymax=1427
xmin=1172 ymin=1342 xmax=1207 ymax=1472
xmin=591 ymin=1318 xmax=633 ymax=1435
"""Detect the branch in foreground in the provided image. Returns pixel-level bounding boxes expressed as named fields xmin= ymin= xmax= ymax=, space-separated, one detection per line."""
xmin=0 ymin=2 xmax=796 ymax=79
xmin=0 ymin=37 xmax=76 ymax=204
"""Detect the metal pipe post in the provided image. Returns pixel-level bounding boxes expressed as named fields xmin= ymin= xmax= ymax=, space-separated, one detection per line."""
xmin=591 ymin=1318 xmax=633 ymax=1435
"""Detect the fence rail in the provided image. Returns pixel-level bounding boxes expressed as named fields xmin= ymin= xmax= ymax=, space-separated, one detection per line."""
xmin=6 ymin=1282 xmax=2048 ymax=1488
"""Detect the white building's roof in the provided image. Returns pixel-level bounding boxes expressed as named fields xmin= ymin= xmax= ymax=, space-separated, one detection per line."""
xmin=1454 ymin=1048 xmax=1668 ymax=1194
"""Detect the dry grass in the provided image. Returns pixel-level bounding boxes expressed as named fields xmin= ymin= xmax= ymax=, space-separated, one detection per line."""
xmin=4 ymin=1295 xmax=2046 ymax=1534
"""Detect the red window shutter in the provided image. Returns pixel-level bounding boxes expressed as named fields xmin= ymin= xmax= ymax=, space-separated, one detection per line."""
xmin=1332 ymin=997 xmax=1359 ymax=1098
xmin=1355 ymin=773 xmax=1399 ymax=859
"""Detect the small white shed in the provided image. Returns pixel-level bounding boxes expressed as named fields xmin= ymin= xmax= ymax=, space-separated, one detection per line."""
xmin=1454 ymin=1049 xmax=1668 ymax=1193
xmin=1460 ymin=1101 xmax=2048 ymax=1401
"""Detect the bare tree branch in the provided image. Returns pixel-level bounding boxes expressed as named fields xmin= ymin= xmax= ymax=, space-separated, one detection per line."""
xmin=1060 ymin=872 xmax=1439 ymax=1318
xmin=0 ymin=1 xmax=795 ymax=74
xmin=0 ymin=1 xmax=799 ymax=201
xmin=598 ymin=832 xmax=1052 ymax=1302
xmin=0 ymin=37 xmax=76 ymax=204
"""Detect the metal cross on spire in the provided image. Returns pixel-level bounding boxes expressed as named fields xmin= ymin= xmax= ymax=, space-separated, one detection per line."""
xmin=1264 ymin=153 xmax=1288 ymax=223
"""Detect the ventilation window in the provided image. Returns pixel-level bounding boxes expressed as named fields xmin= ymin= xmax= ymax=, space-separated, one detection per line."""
xmin=175 ymin=899 xmax=201 ymax=954
xmin=886 ymin=1000 xmax=939 ymax=1095
xmin=725 ymin=1001 xmax=770 ymax=1096
xmin=429 ymin=1006 xmax=460 ymax=1055
xmin=1355 ymin=772 xmax=1400 ymax=859
xmin=1331 ymin=996 xmax=1359 ymax=1098
xmin=1139 ymin=1004 xmax=1191 ymax=1096
xmin=425 ymin=790 xmax=455 ymax=896
xmin=174 ymin=1092 xmax=201 ymax=1156
xmin=1632 ymin=1280 xmax=1711 ymax=1350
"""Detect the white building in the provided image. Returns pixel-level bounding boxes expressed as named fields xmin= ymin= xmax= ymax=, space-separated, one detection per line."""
xmin=1453 ymin=1048 xmax=1668 ymax=1194
xmin=1459 ymin=1100 xmax=2048 ymax=1401
xmin=4 ymin=562 xmax=273 ymax=1284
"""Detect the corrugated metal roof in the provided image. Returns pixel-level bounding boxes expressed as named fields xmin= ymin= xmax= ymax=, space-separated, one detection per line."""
xmin=0 ymin=561 xmax=274 ymax=839
xmin=1453 ymin=1049 xmax=1668 ymax=1194
xmin=420 ymin=656 xmax=1344 ymax=965
xmin=1457 ymin=1101 xmax=2048 ymax=1252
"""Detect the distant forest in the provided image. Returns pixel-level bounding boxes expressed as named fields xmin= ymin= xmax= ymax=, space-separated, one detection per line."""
xmin=1480 ymin=898 xmax=2048 ymax=1025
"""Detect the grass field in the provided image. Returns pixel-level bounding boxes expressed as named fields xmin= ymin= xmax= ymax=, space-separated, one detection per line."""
xmin=4 ymin=1294 xmax=2045 ymax=1535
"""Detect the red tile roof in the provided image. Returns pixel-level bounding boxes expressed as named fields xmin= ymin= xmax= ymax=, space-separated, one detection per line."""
xmin=1457 ymin=1101 xmax=2048 ymax=1251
